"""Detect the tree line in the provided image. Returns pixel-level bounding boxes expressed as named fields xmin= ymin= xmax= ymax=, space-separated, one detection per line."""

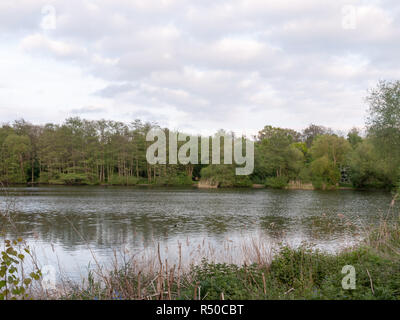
xmin=0 ymin=80 xmax=399 ymax=190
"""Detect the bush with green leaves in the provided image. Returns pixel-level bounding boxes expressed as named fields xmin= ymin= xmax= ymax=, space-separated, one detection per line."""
xmin=184 ymin=260 xmax=265 ymax=300
xmin=200 ymin=165 xmax=252 ymax=187
xmin=107 ymin=175 xmax=140 ymax=186
xmin=0 ymin=239 xmax=42 ymax=300
xmin=265 ymin=176 xmax=289 ymax=189
xmin=154 ymin=173 xmax=193 ymax=186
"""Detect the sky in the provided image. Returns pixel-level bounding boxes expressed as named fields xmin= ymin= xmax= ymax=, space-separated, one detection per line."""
xmin=1 ymin=0 xmax=400 ymax=136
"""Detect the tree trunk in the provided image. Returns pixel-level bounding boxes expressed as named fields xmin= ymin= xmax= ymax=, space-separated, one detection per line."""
xmin=31 ymin=158 xmax=34 ymax=183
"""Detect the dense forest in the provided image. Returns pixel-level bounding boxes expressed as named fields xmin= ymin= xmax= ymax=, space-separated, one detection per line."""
xmin=0 ymin=80 xmax=399 ymax=190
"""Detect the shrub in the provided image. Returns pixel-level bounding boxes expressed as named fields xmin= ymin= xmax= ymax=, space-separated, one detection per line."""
xmin=155 ymin=174 xmax=193 ymax=186
xmin=37 ymin=172 xmax=50 ymax=184
xmin=200 ymin=165 xmax=253 ymax=187
xmin=58 ymin=173 xmax=99 ymax=185
xmin=0 ymin=239 xmax=42 ymax=300
xmin=200 ymin=165 xmax=235 ymax=187
xmin=184 ymin=260 xmax=264 ymax=300
xmin=107 ymin=175 xmax=139 ymax=186
xmin=233 ymin=176 xmax=253 ymax=187
xmin=311 ymin=177 xmax=338 ymax=190
xmin=265 ymin=176 xmax=289 ymax=189
xmin=298 ymin=167 xmax=312 ymax=183
xmin=269 ymin=246 xmax=336 ymax=292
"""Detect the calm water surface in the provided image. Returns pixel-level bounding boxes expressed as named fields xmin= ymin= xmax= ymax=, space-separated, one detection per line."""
xmin=0 ymin=186 xmax=397 ymax=281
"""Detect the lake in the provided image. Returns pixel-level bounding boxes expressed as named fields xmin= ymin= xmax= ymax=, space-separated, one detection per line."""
xmin=0 ymin=186 xmax=397 ymax=281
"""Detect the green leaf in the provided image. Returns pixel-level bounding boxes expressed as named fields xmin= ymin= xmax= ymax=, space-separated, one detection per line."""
xmin=11 ymin=288 xmax=20 ymax=295
xmin=23 ymin=278 xmax=32 ymax=286
xmin=9 ymin=266 xmax=17 ymax=274
xmin=6 ymin=248 xmax=17 ymax=256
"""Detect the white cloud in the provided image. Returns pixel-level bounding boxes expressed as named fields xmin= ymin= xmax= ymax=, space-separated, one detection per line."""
xmin=21 ymin=33 xmax=88 ymax=58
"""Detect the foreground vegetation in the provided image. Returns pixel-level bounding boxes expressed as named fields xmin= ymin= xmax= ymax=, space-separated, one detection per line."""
xmin=0 ymin=80 xmax=399 ymax=190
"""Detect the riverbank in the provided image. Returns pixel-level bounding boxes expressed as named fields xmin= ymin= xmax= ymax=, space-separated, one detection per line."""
xmin=4 ymin=181 xmax=361 ymax=191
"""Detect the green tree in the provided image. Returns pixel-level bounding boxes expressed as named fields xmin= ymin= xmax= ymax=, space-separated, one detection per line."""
xmin=348 ymin=139 xmax=393 ymax=188
xmin=255 ymin=126 xmax=304 ymax=179
xmin=310 ymin=135 xmax=351 ymax=188
xmin=366 ymin=80 xmax=400 ymax=188
xmin=302 ymin=124 xmax=333 ymax=148
xmin=2 ymin=134 xmax=31 ymax=183
xmin=347 ymin=128 xmax=363 ymax=149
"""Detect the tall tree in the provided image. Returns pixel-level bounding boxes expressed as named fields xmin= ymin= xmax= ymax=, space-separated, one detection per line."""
xmin=302 ymin=124 xmax=333 ymax=148
xmin=366 ymin=80 xmax=400 ymax=187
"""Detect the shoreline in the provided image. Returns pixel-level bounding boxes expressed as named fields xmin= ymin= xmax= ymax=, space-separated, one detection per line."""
xmin=1 ymin=182 xmax=384 ymax=192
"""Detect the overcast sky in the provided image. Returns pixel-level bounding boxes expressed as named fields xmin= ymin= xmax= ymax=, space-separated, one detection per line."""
xmin=1 ymin=0 xmax=400 ymax=136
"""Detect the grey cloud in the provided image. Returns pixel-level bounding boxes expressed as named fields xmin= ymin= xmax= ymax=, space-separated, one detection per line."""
xmin=4 ymin=0 xmax=400 ymax=132
xmin=0 ymin=1 xmax=46 ymax=33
